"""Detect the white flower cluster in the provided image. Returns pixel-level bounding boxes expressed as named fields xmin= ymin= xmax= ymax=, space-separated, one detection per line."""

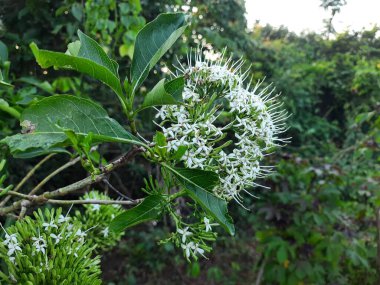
xmin=175 ymin=216 xmax=219 ymax=260
xmin=2 ymin=231 xmax=21 ymax=264
xmin=156 ymin=50 xmax=289 ymax=203
xmin=79 ymin=191 xmax=124 ymax=245
xmin=0 ymin=209 xmax=91 ymax=270
xmin=177 ymin=227 xmax=205 ymax=259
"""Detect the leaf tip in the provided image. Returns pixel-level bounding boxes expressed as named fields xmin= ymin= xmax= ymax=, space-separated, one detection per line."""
xmin=29 ymin=42 xmax=39 ymax=56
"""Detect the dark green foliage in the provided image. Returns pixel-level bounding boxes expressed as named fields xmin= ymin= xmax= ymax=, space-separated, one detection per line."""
xmin=110 ymin=194 xmax=165 ymax=232
xmin=0 ymin=1 xmax=379 ymax=284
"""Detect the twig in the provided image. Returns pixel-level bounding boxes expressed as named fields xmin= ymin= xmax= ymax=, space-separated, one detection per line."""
xmin=0 ymin=189 xmax=142 ymax=206
xmin=47 ymin=198 xmax=142 ymax=206
xmin=43 ymin=172 xmax=107 ymax=199
xmin=19 ymin=200 xmax=30 ymax=219
xmin=0 ymin=147 xmax=145 ymax=216
xmin=255 ymin=256 xmax=268 ymax=285
xmin=111 ymin=172 xmax=129 ymax=194
xmin=102 ymin=178 xmax=133 ymax=201
xmin=0 ymin=190 xmax=31 ymax=199
xmin=28 ymin=156 xmax=81 ymax=195
xmin=0 ymin=153 xmax=55 ymax=207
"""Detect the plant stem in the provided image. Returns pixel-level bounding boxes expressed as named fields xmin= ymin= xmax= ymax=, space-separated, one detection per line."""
xmin=0 ymin=190 xmax=141 ymax=206
xmin=47 ymin=198 xmax=142 ymax=206
xmin=170 ymin=189 xmax=186 ymax=201
xmin=0 ymin=147 xmax=145 ymax=216
xmin=0 ymin=153 xmax=56 ymax=207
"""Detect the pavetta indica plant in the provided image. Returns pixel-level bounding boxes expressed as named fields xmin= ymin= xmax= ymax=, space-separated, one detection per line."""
xmin=0 ymin=11 xmax=287 ymax=271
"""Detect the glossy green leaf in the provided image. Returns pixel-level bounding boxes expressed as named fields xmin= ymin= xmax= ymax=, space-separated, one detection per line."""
xmin=138 ymin=76 xmax=184 ymax=111
xmin=170 ymin=145 xmax=188 ymax=161
xmin=30 ymin=30 xmax=123 ymax=100
xmin=1 ymin=95 xmax=143 ymax=158
xmin=110 ymin=195 xmax=164 ymax=232
xmin=153 ymin=131 xmax=167 ymax=157
xmin=130 ymin=13 xmax=188 ymax=93
xmin=164 ymin=165 xmax=235 ymax=235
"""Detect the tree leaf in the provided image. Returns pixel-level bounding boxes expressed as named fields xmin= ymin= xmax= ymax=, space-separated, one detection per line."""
xmin=165 ymin=76 xmax=185 ymax=100
xmin=30 ymin=30 xmax=124 ymax=100
xmin=0 ymin=70 xmax=12 ymax=88
xmin=0 ymin=99 xmax=20 ymax=119
xmin=76 ymin=30 xmax=119 ymax=76
xmin=277 ymin=246 xmax=288 ymax=263
xmin=138 ymin=76 xmax=184 ymax=111
xmin=71 ymin=3 xmax=83 ymax=21
xmin=0 ymin=40 xmax=8 ymax=63
xmin=110 ymin=195 xmax=164 ymax=232
xmin=1 ymin=95 xmax=143 ymax=157
xmin=164 ymin=165 xmax=235 ymax=235
xmin=130 ymin=13 xmax=188 ymax=93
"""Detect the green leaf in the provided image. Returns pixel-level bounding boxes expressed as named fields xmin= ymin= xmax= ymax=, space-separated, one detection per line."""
xmin=71 ymin=3 xmax=83 ymax=21
xmin=0 ymin=185 xmax=13 ymax=197
xmin=0 ymin=40 xmax=8 ymax=63
xmin=164 ymin=165 xmax=235 ymax=235
xmin=76 ymin=30 xmax=119 ymax=76
xmin=30 ymin=30 xmax=124 ymax=101
xmin=1 ymin=95 xmax=143 ymax=158
xmin=153 ymin=131 xmax=167 ymax=157
xmin=165 ymin=76 xmax=185 ymax=99
xmin=0 ymin=70 xmax=13 ymax=88
xmin=138 ymin=77 xmax=184 ymax=111
xmin=17 ymin=77 xmax=53 ymax=94
xmin=67 ymin=40 xmax=81 ymax=57
xmin=0 ymin=99 xmax=20 ymax=118
xmin=170 ymin=145 xmax=188 ymax=161
xmin=277 ymin=246 xmax=288 ymax=263
xmin=130 ymin=13 xmax=188 ymax=93
xmin=110 ymin=194 xmax=164 ymax=232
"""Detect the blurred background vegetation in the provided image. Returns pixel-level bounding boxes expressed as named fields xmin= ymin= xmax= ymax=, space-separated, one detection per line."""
xmin=0 ymin=0 xmax=379 ymax=284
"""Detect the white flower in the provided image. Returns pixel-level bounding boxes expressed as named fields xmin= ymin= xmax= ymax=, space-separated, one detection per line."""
xmin=32 ymin=235 xmax=46 ymax=254
xmin=58 ymin=215 xmax=70 ymax=224
xmin=67 ymin=223 xmax=74 ymax=231
xmin=74 ymin=246 xmax=81 ymax=257
xmin=203 ymin=217 xmax=212 ymax=232
xmin=181 ymin=241 xmax=195 ymax=258
xmin=101 ymin=227 xmax=109 ymax=238
xmin=75 ymin=229 xmax=87 ymax=242
xmin=42 ymin=219 xmax=58 ymax=231
xmin=91 ymin=204 xmax=100 ymax=211
xmin=3 ymin=232 xmax=22 ymax=258
xmin=177 ymin=227 xmax=192 ymax=243
xmin=50 ymin=233 xmax=62 ymax=244
xmin=3 ymin=233 xmax=18 ymax=246
xmin=193 ymin=243 xmax=206 ymax=258
xmin=7 ymin=242 xmax=21 ymax=256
